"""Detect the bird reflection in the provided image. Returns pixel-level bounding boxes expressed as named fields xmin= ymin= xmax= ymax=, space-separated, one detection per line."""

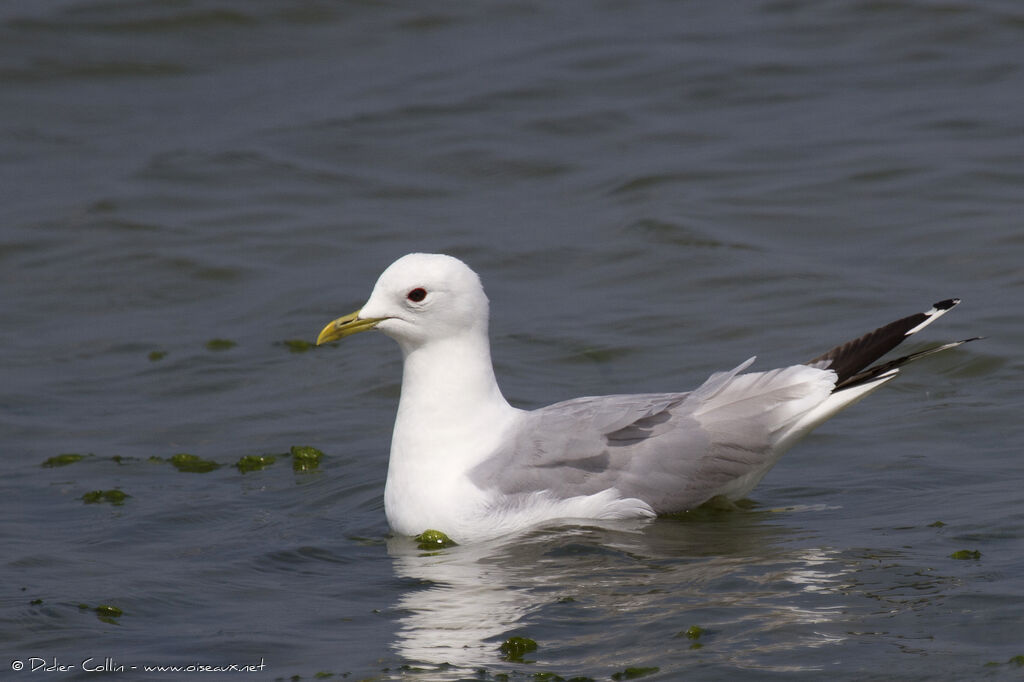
xmin=385 ymin=508 xmax=868 ymax=674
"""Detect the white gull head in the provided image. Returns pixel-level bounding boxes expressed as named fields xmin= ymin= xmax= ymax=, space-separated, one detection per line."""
xmin=360 ymin=253 xmax=491 ymax=356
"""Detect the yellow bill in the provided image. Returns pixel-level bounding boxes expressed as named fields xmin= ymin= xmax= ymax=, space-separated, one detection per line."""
xmin=316 ymin=310 xmax=383 ymax=345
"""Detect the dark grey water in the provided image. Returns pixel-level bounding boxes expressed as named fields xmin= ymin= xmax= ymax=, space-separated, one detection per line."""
xmin=2 ymin=1 xmax=1022 ymax=680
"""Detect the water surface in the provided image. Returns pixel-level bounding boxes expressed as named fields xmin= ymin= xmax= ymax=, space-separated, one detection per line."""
xmin=2 ymin=1 xmax=1022 ymax=680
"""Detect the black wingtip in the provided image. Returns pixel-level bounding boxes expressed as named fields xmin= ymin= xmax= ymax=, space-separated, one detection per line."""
xmin=835 ymin=336 xmax=981 ymax=391
xmin=808 ymin=298 xmax=967 ymax=387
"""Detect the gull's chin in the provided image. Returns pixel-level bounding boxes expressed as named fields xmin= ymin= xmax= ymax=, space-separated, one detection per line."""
xmin=373 ymin=317 xmax=406 ymax=338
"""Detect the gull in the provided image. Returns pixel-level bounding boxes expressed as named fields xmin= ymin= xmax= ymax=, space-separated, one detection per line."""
xmin=317 ymin=253 xmax=975 ymax=543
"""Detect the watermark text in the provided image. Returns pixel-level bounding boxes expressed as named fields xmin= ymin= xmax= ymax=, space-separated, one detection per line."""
xmin=10 ymin=657 xmax=266 ymax=674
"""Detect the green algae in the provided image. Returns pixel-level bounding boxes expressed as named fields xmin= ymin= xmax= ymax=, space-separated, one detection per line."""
xmin=41 ymin=453 xmax=87 ymax=468
xmin=283 ymin=339 xmax=313 ymax=353
xmin=79 ymin=602 xmax=124 ymax=624
xmin=416 ymin=529 xmax=457 ymax=550
xmin=169 ymin=453 xmax=221 ymax=473
xmin=148 ymin=350 xmax=167 ymax=361
xmin=928 ymin=520 xmax=946 ymax=528
xmin=82 ymin=489 xmax=129 ymax=506
xmin=235 ymin=454 xmax=276 ymax=473
xmin=94 ymin=604 xmax=123 ymax=624
xmin=950 ymin=549 xmax=982 ymax=560
xmin=611 ymin=667 xmax=660 ymax=680
xmin=205 ymin=338 xmax=237 ymax=351
xmin=290 ymin=445 xmax=324 ymax=472
xmin=499 ymin=636 xmax=537 ymax=662
xmin=681 ymin=625 xmax=704 ymax=640
xmin=675 ymin=625 xmax=707 ymax=649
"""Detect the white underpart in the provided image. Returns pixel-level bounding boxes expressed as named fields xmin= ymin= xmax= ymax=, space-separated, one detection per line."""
xmin=382 ymin=330 xmax=523 ymax=539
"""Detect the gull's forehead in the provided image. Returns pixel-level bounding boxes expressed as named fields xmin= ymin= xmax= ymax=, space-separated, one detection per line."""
xmin=377 ymin=253 xmax=476 ymax=291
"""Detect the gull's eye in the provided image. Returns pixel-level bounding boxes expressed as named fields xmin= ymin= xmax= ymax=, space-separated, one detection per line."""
xmin=407 ymin=287 xmax=427 ymax=303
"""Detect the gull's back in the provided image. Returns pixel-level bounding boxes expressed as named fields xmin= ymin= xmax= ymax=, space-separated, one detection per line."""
xmin=468 ymin=359 xmax=837 ymax=514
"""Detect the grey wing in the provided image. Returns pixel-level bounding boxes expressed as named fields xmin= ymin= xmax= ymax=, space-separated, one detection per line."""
xmin=468 ymin=358 xmax=836 ymax=513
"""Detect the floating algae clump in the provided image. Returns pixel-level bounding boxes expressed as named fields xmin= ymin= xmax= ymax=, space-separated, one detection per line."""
xmin=290 ymin=446 xmax=324 ymax=472
xmin=82 ymin=490 xmax=129 ymax=506
xmin=950 ymin=549 xmax=982 ymax=560
xmin=42 ymin=453 xmax=87 ymax=468
xmin=169 ymin=453 xmax=220 ymax=473
xmin=499 ymin=636 xmax=537 ymax=662
xmin=679 ymin=624 xmax=706 ymax=649
xmin=205 ymin=338 xmax=237 ymax=351
xmin=94 ymin=604 xmax=123 ymax=624
xmin=148 ymin=350 xmax=167 ymax=361
xmin=416 ymin=529 xmax=457 ymax=550
xmin=79 ymin=602 xmax=124 ymax=623
xmin=235 ymin=455 xmax=276 ymax=473
xmin=283 ymin=339 xmax=313 ymax=353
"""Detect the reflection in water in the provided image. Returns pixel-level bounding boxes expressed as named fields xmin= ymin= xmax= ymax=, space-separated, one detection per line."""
xmin=388 ymin=534 xmax=540 ymax=669
xmin=385 ymin=511 xmax=881 ymax=676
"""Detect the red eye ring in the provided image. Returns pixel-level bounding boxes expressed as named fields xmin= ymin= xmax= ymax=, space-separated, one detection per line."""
xmin=407 ymin=288 xmax=427 ymax=303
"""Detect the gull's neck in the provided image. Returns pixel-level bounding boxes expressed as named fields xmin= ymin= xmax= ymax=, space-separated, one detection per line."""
xmin=393 ymin=331 xmax=517 ymax=441
xmin=385 ymin=330 xmax=520 ymax=537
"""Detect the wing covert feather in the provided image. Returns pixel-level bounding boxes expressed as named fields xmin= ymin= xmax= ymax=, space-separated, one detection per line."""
xmin=467 ymin=360 xmax=836 ymax=512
